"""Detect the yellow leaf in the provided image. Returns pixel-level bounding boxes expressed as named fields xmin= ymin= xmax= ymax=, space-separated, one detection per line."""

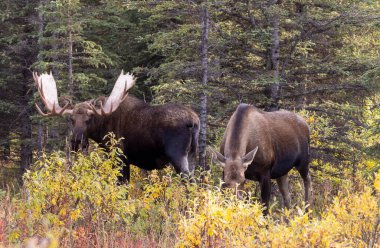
xmin=59 ymin=208 xmax=67 ymax=217
xmin=374 ymin=171 xmax=380 ymax=193
xmin=8 ymin=230 xmax=20 ymax=242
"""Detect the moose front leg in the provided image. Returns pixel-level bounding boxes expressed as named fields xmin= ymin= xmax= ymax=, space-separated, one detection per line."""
xmin=260 ymin=175 xmax=272 ymax=215
xmin=117 ymin=154 xmax=130 ymax=184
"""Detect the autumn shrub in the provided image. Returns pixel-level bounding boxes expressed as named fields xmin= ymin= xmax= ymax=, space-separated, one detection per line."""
xmin=177 ymin=185 xmax=380 ymax=248
xmin=7 ymin=135 xmax=136 ymax=245
xmin=177 ymin=189 xmax=265 ymax=247
xmin=1 ymin=133 xmax=379 ymax=247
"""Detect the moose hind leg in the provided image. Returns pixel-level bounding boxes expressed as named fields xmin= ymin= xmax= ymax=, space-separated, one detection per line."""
xmin=187 ymin=148 xmax=197 ymax=173
xmin=297 ymin=166 xmax=312 ymax=208
xmin=303 ymin=173 xmax=312 ymax=207
xmin=276 ymin=174 xmax=291 ymax=209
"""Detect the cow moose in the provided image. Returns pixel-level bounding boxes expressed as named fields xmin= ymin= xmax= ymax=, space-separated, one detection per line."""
xmin=211 ymin=103 xmax=311 ymax=214
xmin=33 ymin=71 xmax=199 ymax=182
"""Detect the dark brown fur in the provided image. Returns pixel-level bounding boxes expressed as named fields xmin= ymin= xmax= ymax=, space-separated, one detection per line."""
xmin=214 ymin=103 xmax=311 ymax=214
xmin=71 ymin=95 xmax=199 ymax=182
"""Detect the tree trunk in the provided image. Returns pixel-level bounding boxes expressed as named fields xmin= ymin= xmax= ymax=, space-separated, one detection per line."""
xmin=66 ymin=13 xmax=74 ymax=158
xmin=295 ymin=3 xmax=306 ymax=109
xmin=36 ymin=0 xmax=45 ymax=158
xmin=20 ymin=69 xmax=33 ymax=172
xmin=198 ymin=1 xmax=209 ymax=170
xmin=37 ymin=123 xmax=43 ymax=157
xmin=0 ymin=133 xmax=10 ymax=161
xmin=296 ymin=81 xmax=307 ymax=109
xmin=18 ymin=0 xmax=40 ymax=172
xmin=267 ymin=0 xmax=281 ymax=110
xmin=68 ymin=16 xmax=74 ymax=96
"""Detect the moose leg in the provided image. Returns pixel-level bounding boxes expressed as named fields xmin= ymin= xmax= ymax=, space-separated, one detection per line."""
xmin=303 ymin=173 xmax=312 ymax=207
xmin=260 ymin=175 xmax=271 ymax=215
xmin=187 ymin=149 xmax=197 ymax=174
xmin=297 ymin=166 xmax=312 ymax=209
xmin=118 ymin=155 xmax=130 ymax=183
xmin=276 ymin=175 xmax=291 ymax=209
xmin=165 ymin=136 xmax=192 ymax=176
xmin=170 ymin=155 xmax=191 ymax=176
xmin=164 ymin=127 xmax=195 ymax=175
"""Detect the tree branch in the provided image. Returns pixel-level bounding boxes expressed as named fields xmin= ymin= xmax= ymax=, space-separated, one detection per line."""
xmin=282 ymin=84 xmax=365 ymax=98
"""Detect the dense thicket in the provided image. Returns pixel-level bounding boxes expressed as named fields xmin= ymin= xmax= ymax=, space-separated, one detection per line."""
xmin=0 ymin=0 xmax=379 ymax=188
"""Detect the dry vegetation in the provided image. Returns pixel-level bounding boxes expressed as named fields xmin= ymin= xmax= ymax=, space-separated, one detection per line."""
xmin=0 ymin=149 xmax=379 ymax=247
xmin=0 ymin=118 xmax=380 ymax=247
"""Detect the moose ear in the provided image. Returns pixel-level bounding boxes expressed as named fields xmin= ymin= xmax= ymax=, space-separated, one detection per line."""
xmin=59 ymin=95 xmax=73 ymax=108
xmin=92 ymin=96 xmax=107 ymax=108
xmin=209 ymin=147 xmax=226 ymax=168
xmin=242 ymin=146 xmax=258 ymax=168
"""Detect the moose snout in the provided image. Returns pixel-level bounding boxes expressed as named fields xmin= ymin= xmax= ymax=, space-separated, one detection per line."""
xmin=221 ymin=180 xmax=247 ymax=199
xmin=71 ymin=132 xmax=88 ymax=152
xmin=71 ymin=139 xmax=89 ymax=152
xmin=222 ymin=179 xmax=246 ymax=189
xmin=221 ymin=182 xmax=231 ymax=189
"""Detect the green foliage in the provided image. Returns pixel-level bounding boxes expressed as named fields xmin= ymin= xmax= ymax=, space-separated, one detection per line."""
xmin=34 ymin=0 xmax=115 ymax=99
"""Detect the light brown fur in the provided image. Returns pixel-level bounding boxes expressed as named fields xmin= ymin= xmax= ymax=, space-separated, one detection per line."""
xmin=214 ymin=104 xmax=311 ymax=214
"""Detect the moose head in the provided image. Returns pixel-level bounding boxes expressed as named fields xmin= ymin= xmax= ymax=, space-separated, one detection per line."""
xmin=211 ymin=147 xmax=258 ymax=193
xmin=33 ymin=71 xmax=136 ymax=151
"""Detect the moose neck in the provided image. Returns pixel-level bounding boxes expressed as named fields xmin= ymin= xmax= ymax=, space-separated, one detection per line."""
xmin=87 ymin=95 xmax=147 ymax=145
xmin=223 ymin=104 xmax=250 ymax=158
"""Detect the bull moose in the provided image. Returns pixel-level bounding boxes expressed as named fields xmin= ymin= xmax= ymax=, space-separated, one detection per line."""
xmin=211 ymin=103 xmax=311 ymax=214
xmin=33 ymin=71 xmax=199 ymax=182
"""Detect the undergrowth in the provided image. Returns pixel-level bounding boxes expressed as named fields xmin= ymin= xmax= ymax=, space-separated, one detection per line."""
xmin=0 ymin=135 xmax=379 ymax=247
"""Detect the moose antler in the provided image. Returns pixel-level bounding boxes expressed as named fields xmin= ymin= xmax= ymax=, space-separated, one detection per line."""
xmin=88 ymin=70 xmax=136 ymax=116
xmin=33 ymin=72 xmax=73 ymax=116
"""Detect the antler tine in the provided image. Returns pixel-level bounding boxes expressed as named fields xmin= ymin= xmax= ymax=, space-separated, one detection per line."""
xmin=37 ymin=82 xmax=49 ymax=107
xmin=120 ymin=92 xmax=129 ymax=104
xmin=35 ymin=103 xmax=51 ymax=116
xmin=32 ymin=72 xmax=37 ymax=86
xmin=51 ymin=102 xmax=57 ymax=114
xmin=33 ymin=72 xmax=43 ymax=95
xmin=59 ymin=102 xmax=72 ymax=115
xmin=34 ymin=72 xmax=45 ymax=94
xmin=33 ymin=71 xmax=73 ymax=116
xmin=86 ymin=102 xmax=103 ymax=116
xmin=90 ymin=70 xmax=135 ymax=116
xmin=108 ymin=102 xmax=114 ymax=115
xmin=33 ymin=71 xmax=39 ymax=86
xmin=33 ymin=72 xmax=51 ymax=116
